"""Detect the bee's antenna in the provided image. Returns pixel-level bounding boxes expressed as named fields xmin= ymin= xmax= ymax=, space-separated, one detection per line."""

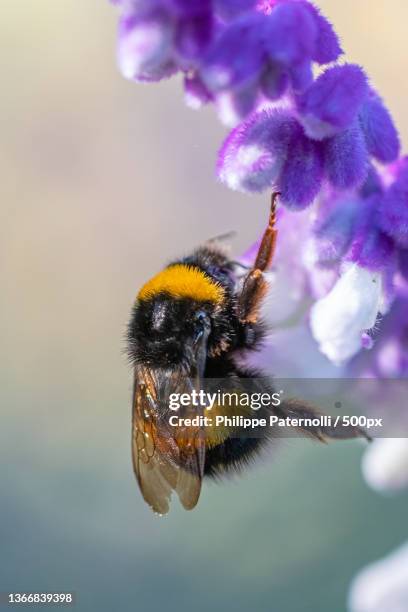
xmin=207 ymin=230 xmax=237 ymax=244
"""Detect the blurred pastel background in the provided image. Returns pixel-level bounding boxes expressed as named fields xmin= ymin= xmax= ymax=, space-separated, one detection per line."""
xmin=1 ymin=1 xmax=408 ymax=610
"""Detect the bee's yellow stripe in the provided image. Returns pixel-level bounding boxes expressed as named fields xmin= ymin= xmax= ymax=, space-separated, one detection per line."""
xmin=137 ymin=264 xmax=224 ymax=303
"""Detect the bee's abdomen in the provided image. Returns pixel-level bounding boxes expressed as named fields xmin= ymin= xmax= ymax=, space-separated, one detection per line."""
xmin=204 ymin=437 xmax=266 ymax=478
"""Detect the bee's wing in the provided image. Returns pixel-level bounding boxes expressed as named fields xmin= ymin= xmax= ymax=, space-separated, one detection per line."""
xmin=132 ymin=365 xmax=205 ymax=515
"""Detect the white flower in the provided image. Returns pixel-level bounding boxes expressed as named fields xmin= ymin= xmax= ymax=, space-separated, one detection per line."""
xmin=362 ymin=439 xmax=408 ymax=493
xmin=310 ymin=264 xmax=383 ymax=365
xmin=349 ymin=542 xmax=408 ymax=612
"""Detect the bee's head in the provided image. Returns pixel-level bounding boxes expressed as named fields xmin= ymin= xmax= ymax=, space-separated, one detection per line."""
xmin=128 ymin=264 xmax=234 ymax=372
xmin=128 ymin=295 xmax=219 ymax=371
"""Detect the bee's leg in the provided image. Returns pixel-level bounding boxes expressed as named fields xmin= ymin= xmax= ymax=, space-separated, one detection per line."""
xmin=275 ymin=399 xmax=372 ymax=442
xmin=237 ymin=192 xmax=279 ymax=324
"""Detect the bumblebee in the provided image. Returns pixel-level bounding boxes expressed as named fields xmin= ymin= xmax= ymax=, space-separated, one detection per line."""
xmin=127 ymin=194 xmax=367 ymax=514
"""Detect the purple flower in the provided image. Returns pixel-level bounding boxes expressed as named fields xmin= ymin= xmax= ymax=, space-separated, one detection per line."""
xmin=278 ymin=128 xmax=323 ymax=209
xmin=302 ymin=2 xmax=343 ymax=64
xmin=323 ymin=121 xmax=368 ymax=189
xmin=313 ymin=197 xmax=362 ymax=264
xmin=217 ymin=107 xmax=371 ymax=209
xmin=115 ymin=0 xmax=213 ymax=82
xmin=111 ymin=0 xmax=407 ymax=372
xmin=359 ymin=165 xmax=384 ymax=198
xmin=215 ymin=81 xmax=260 ymax=127
xmin=264 ymin=1 xmax=328 ymax=94
xmin=379 ymin=159 xmax=408 ymax=247
xmin=359 ymin=90 xmax=400 ymax=163
xmin=216 ymin=108 xmax=296 ymax=191
xmin=351 ymin=296 xmax=408 ymax=377
xmin=259 ymin=64 xmax=289 ymax=100
xmin=184 ymin=73 xmax=213 ymax=109
xmin=117 ymin=11 xmax=176 ymax=82
xmin=375 ymin=304 xmax=408 ymax=378
xmin=175 ymin=12 xmax=213 ymax=63
xmin=201 ymin=14 xmax=266 ymax=92
xmin=259 ymin=0 xmax=343 ymax=65
xmin=399 ymin=248 xmax=408 ymax=281
xmin=200 ymin=2 xmax=333 ymax=122
xmin=297 ymin=64 xmax=368 ymax=139
xmin=348 ymin=223 xmax=395 ymax=271
xmin=113 ymin=0 xmax=351 ymax=128
xmin=289 ymin=59 xmax=313 ymax=93
xmin=263 ymin=2 xmax=317 ymax=69
xmin=217 ymin=108 xmax=326 ymax=208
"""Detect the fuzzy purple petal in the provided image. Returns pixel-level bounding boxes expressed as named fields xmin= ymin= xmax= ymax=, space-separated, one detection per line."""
xmin=302 ymin=2 xmax=343 ymax=64
xmin=349 ymin=228 xmax=395 ymax=270
xmin=359 ymin=165 xmax=384 ymax=199
xmin=324 ymin=123 xmax=368 ymax=190
xmin=260 ymin=64 xmax=288 ymax=100
xmin=215 ymin=82 xmax=259 ymax=126
xmin=217 ymin=108 xmax=298 ymax=192
xmin=201 ymin=14 xmax=266 ymax=91
xmin=399 ymin=249 xmax=408 ymax=281
xmin=117 ymin=12 xmax=175 ymax=81
xmin=289 ymin=59 xmax=313 ymax=92
xmin=343 ymin=195 xmax=395 ymax=270
xmin=277 ymin=131 xmax=323 ymax=210
xmin=132 ymin=61 xmax=178 ymax=82
xmin=184 ymin=73 xmax=213 ymax=109
xmin=359 ymin=91 xmax=400 ymax=163
xmin=175 ymin=12 xmax=213 ymax=63
xmin=264 ymin=2 xmax=317 ymax=66
xmin=379 ymin=161 xmax=408 ymax=247
xmin=298 ymin=64 xmax=368 ymax=138
xmin=314 ymin=199 xmax=362 ymax=264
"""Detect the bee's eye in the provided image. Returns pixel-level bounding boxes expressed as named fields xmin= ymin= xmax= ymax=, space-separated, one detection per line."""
xmin=193 ymin=310 xmax=210 ymax=342
xmin=194 ymin=311 xmax=207 ymax=325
